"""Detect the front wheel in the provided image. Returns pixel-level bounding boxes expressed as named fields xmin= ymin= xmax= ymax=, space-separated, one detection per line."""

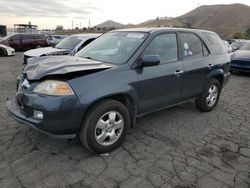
xmin=79 ymin=100 xmax=130 ymax=154
xmin=196 ymin=79 xmax=221 ymax=112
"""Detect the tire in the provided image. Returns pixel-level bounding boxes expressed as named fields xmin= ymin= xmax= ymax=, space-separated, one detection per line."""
xmin=79 ymin=100 xmax=130 ymax=154
xmin=196 ymin=79 xmax=221 ymax=112
xmin=0 ymin=48 xmax=7 ymax=56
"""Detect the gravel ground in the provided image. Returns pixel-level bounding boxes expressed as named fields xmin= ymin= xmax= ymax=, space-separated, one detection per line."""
xmin=0 ymin=52 xmax=250 ymax=188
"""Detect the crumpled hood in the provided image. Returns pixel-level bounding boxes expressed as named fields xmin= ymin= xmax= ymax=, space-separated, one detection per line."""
xmin=23 ymin=56 xmax=113 ymax=80
xmin=231 ymin=50 xmax=250 ymax=61
xmin=24 ymin=47 xmax=69 ymax=57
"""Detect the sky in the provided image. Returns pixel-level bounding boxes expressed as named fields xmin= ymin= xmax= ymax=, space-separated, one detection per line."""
xmin=0 ymin=0 xmax=250 ymax=29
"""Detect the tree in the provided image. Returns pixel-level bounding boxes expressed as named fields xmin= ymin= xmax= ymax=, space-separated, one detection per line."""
xmin=55 ymin=25 xmax=64 ymax=31
xmin=233 ymin=32 xmax=246 ymax=39
xmin=245 ymin=28 xmax=250 ymax=39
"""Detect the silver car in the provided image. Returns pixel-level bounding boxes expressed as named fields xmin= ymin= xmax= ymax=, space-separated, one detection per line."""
xmin=23 ymin=33 xmax=101 ymax=64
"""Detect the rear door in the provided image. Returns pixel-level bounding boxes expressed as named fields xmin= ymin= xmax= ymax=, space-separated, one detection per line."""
xmin=21 ymin=35 xmax=34 ymax=50
xmin=179 ymin=32 xmax=212 ymax=100
xmin=137 ymin=33 xmax=184 ymax=114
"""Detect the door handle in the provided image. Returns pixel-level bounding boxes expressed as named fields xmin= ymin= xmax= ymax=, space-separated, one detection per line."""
xmin=174 ymin=70 xmax=184 ymax=75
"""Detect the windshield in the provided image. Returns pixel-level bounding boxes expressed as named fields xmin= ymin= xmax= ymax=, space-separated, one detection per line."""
xmin=231 ymin=41 xmax=248 ymax=49
xmin=0 ymin=35 xmax=10 ymax=41
xmin=55 ymin=35 xmax=84 ymax=50
xmin=76 ymin=32 xmax=148 ymax=64
xmin=240 ymin=43 xmax=250 ymax=50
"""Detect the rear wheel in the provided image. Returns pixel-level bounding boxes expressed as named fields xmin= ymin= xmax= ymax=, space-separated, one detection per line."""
xmin=0 ymin=48 xmax=7 ymax=56
xmin=196 ymin=79 xmax=221 ymax=112
xmin=79 ymin=100 xmax=130 ymax=154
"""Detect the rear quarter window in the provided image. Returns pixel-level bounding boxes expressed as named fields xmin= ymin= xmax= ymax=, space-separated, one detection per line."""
xmin=202 ymin=32 xmax=227 ymax=55
xmin=180 ymin=33 xmax=203 ymax=60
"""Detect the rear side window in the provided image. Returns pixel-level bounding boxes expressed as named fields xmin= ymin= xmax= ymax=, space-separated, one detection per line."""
xmin=144 ymin=33 xmax=178 ymax=64
xmin=11 ymin=35 xmax=21 ymax=42
xmin=33 ymin=35 xmax=44 ymax=40
xmin=22 ymin=35 xmax=33 ymax=40
xmin=180 ymin=33 xmax=203 ymax=60
xmin=202 ymin=32 xmax=226 ymax=54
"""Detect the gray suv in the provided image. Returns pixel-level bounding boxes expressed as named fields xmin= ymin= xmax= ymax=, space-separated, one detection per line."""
xmin=7 ymin=28 xmax=230 ymax=154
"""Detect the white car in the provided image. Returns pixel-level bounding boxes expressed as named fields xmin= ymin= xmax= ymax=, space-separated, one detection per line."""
xmin=0 ymin=44 xmax=15 ymax=56
xmin=47 ymin=35 xmax=68 ymax=46
xmin=24 ymin=33 xmax=101 ymax=64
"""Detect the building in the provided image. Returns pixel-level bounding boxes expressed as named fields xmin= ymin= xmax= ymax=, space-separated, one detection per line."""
xmin=0 ymin=25 xmax=7 ymax=37
xmin=14 ymin=22 xmax=38 ymax=33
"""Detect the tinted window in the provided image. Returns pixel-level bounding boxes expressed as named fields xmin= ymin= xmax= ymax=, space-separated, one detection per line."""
xmin=33 ymin=35 xmax=44 ymax=40
xmin=144 ymin=33 xmax=178 ymax=63
xmin=180 ymin=33 xmax=203 ymax=59
xmin=11 ymin=35 xmax=21 ymax=42
xmin=22 ymin=35 xmax=33 ymax=40
xmin=202 ymin=32 xmax=226 ymax=54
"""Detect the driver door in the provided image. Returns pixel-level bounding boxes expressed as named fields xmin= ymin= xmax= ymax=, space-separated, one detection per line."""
xmin=137 ymin=33 xmax=184 ymax=114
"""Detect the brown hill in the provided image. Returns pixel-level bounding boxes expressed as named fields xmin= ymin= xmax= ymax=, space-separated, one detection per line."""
xmin=94 ymin=20 xmax=124 ymax=28
xmin=177 ymin=3 xmax=250 ymax=37
xmin=137 ymin=18 xmax=184 ymax=28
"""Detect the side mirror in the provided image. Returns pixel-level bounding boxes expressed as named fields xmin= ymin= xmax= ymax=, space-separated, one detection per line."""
xmin=141 ymin=55 xmax=160 ymax=67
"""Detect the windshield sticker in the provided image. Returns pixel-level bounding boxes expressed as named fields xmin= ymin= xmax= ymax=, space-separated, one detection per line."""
xmin=126 ymin=33 xmax=144 ymax=39
xmin=184 ymin=42 xmax=189 ymax=50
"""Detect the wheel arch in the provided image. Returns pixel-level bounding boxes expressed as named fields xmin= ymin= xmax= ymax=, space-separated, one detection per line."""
xmin=205 ymin=68 xmax=224 ymax=89
xmin=81 ymin=93 xmax=137 ymax=130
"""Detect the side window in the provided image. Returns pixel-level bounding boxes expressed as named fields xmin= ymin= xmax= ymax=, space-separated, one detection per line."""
xmin=203 ymin=44 xmax=209 ymax=56
xmin=202 ymin=32 xmax=227 ymax=55
xmin=22 ymin=35 xmax=33 ymax=40
xmin=77 ymin=38 xmax=95 ymax=52
xmin=180 ymin=33 xmax=203 ymax=60
xmin=144 ymin=33 xmax=178 ymax=64
xmin=11 ymin=35 xmax=21 ymax=42
xmin=33 ymin=35 xmax=44 ymax=40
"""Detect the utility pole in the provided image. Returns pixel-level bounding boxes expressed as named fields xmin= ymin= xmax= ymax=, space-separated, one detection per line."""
xmin=88 ymin=19 xmax=91 ymax=29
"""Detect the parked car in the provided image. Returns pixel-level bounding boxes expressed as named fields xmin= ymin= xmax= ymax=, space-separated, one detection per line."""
xmin=0 ymin=33 xmax=48 ymax=51
xmin=0 ymin=44 xmax=15 ymax=56
xmin=23 ymin=33 xmax=101 ymax=64
xmin=230 ymin=42 xmax=250 ymax=73
xmin=230 ymin=40 xmax=250 ymax=52
xmin=6 ymin=28 xmax=230 ymax=154
xmin=47 ymin=35 xmax=67 ymax=46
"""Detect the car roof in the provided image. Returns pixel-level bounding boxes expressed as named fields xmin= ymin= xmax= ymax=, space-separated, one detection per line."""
xmin=112 ymin=27 xmax=216 ymax=34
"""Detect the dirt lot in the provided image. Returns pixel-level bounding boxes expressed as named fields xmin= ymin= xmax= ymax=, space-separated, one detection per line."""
xmin=0 ymin=53 xmax=250 ymax=188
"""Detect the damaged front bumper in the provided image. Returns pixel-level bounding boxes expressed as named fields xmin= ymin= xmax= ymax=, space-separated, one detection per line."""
xmin=6 ymin=91 xmax=85 ymax=138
